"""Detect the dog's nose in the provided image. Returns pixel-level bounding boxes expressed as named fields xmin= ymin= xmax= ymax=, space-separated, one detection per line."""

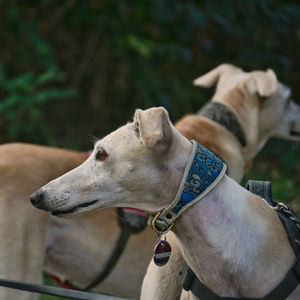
xmin=30 ymin=190 xmax=44 ymax=208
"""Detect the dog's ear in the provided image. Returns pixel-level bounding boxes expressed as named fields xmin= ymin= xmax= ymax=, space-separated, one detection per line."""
xmin=193 ymin=64 xmax=236 ymax=88
xmin=248 ymin=69 xmax=277 ymax=98
xmin=134 ymin=107 xmax=172 ymax=154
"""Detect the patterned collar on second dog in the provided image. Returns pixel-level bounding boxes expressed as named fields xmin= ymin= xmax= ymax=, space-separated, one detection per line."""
xmin=149 ymin=140 xmax=227 ymax=233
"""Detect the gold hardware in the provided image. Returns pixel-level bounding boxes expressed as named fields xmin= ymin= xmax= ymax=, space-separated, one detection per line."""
xmin=150 ymin=212 xmax=174 ymax=234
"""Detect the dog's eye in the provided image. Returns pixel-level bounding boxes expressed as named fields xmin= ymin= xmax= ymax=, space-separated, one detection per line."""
xmin=95 ymin=148 xmax=108 ymax=161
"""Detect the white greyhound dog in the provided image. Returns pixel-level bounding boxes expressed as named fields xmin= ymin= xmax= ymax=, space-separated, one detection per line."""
xmin=31 ymin=106 xmax=300 ymax=300
xmin=1 ymin=64 xmax=300 ymax=300
xmin=44 ymin=64 xmax=300 ymax=300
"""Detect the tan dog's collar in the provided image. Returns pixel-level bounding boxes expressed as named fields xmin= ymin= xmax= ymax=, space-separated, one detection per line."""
xmin=200 ymin=102 xmax=247 ymax=147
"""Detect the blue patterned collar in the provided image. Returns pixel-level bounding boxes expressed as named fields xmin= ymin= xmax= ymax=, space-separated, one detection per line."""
xmin=149 ymin=140 xmax=227 ymax=233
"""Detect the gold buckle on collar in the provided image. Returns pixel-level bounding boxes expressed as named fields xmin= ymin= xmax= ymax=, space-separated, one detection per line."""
xmin=150 ymin=212 xmax=174 ymax=234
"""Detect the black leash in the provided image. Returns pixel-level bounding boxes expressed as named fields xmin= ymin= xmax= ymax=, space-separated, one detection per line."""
xmin=83 ymin=208 xmax=148 ymax=290
xmin=0 ymin=278 xmax=131 ymax=300
xmin=0 ymin=208 xmax=147 ymax=298
xmin=83 ymin=227 xmax=132 ymax=291
xmin=183 ymin=180 xmax=300 ymax=300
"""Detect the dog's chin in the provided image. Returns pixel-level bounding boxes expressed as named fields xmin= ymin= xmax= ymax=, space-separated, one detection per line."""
xmin=51 ymin=200 xmax=98 ymax=217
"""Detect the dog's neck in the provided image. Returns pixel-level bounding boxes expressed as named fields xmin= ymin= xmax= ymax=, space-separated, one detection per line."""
xmin=172 ymin=175 xmax=295 ymax=298
xmin=213 ymin=87 xmax=272 ymax=163
xmin=150 ymin=140 xmax=226 ymax=234
xmin=199 ymin=102 xmax=247 ymax=148
xmin=184 ymin=89 xmax=264 ymax=181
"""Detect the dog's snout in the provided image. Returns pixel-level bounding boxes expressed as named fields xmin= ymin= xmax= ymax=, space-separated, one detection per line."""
xmin=30 ymin=190 xmax=46 ymax=209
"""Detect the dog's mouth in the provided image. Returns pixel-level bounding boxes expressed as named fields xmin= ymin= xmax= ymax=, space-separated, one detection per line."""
xmin=290 ymin=130 xmax=300 ymax=137
xmin=51 ymin=200 xmax=98 ymax=216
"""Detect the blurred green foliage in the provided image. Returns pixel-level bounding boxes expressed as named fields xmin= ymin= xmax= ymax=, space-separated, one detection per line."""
xmin=0 ymin=65 xmax=76 ymax=144
xmin=0 ymin=1 xmax=299 ymax=298
xmin=41 ymin=274 xmax=69 ymax=300
xmin=0 ymin=0 xmax=298 ymax=197
xmin=1 ymin=0 xmax=299 ymax=146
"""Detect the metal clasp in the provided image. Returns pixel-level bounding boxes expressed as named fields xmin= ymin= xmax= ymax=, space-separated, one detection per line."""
xmin=276 ymin=202 xmax=300 ymax=229
xmin=150 ymin=212 xmax=174 ymax=234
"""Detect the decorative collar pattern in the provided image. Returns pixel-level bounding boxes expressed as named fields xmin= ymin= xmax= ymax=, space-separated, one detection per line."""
xmin=149 ymin=140 xmax=227 ymax=233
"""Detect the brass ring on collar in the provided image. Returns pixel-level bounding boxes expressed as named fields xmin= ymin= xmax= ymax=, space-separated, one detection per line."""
xmin=150 ymin=212 xmax=174 ymax=234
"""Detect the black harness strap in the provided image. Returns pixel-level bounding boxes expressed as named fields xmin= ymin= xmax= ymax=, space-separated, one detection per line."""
xmin=83 ymin=227 xmax=132 ymax=291
xmin=276 ymin=204 xmax=300 ymax=256
xmin=183 ymin=266 xmax=253 ymax=300
xmin=183 ymin=180 xmax=300 ymax=300
xmin=183 ymin=261 xmax=300 ymax=300
xmin=246 ymin=180 xmax=274 ymax=205
xmin=83 ymin=208 xmax=148 ymax=290
xmin=246 ymin=180 xmax=300 ymax=256
xmin=199 ymin=102 xmax=247 ymax=147
xmin=0 ymin=208 xmax=147 ymax=298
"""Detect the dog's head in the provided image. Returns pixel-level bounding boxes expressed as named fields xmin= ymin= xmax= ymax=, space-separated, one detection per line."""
xmin=194 ymin=64 xmax=300 ymax=150
xmin=31 ymin=107 xmax=192 ymax=216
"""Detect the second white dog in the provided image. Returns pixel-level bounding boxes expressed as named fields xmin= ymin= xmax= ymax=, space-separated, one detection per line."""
xmin=31 ymin=107 xmax=299 ymax=300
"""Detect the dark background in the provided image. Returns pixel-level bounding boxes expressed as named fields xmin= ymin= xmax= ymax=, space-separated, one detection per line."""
xmin=0 ymin=0 xmax=299 ymax=209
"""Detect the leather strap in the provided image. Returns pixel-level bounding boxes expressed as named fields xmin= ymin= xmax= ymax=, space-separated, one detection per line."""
xmin=276 ymin=204 xmax=300 ymax=256
xmin=0 ymin=278 xmax=130 ymax=300
xmin=183 ymin=180 xmax=300 ymax=300
xmin=83 ymin=227 xmax=132 ymax=291
xmin=245 ymin=180 xmax=300 ymax=255
xmin=183 ymin=260 xmax=300 ymax=300
xmin=83 ymin=208 xmax=148 ymax=290
xmin=49 ymin=208 xmax=148 ymax=291
xmin=183 ymin=265 xmax=253 ymax=300
xmin=200 ymin=102 xmax=246 ymax=147
xmin=246 ymin=180 xmax=274 ymax=205
xmin=2 ymin=207 xmax=147 ymax=298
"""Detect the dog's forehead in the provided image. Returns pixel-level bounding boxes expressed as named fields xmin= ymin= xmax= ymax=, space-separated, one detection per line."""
xmin=94 ymin=122 xmax=137 ymax=151
xmin=218 ymin=69 xmax=248 ymax=87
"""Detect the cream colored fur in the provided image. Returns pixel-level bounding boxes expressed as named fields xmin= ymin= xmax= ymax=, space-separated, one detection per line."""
xmin=0 ymin=64 xmax=299 ymax=299
xmin=32 ymin=106 xmax=299 ymax=300
xmin=46 ymin=65 xmax=299 ymax=298
xmin=0 ymin=144 xmax=86 ymax=300
xmin=142 ymin=64 xmax=300 ymax=300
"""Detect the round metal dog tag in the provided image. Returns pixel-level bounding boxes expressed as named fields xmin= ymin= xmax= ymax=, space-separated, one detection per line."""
xmin=153 ymin=240 xmax=172 ymax=267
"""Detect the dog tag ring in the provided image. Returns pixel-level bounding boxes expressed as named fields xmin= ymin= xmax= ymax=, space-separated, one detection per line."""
xmin=153 ymin=238 xmax=172 ymax=267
